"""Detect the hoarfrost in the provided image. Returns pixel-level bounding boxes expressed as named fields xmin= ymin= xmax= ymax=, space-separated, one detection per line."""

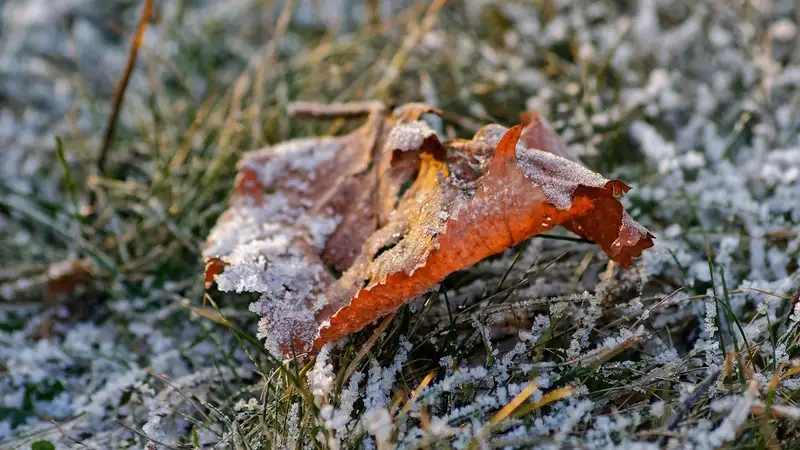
xmin=385 ymin=121 xmax=438 ymax=152
xmin=308 ymin=344 xmax=335 ymax=406
xmin=515 ymin=148 xmax=608 ymax=210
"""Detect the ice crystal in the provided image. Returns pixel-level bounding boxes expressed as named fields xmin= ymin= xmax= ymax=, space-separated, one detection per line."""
xmin=308 ymin=344 xmax=335 ymax=406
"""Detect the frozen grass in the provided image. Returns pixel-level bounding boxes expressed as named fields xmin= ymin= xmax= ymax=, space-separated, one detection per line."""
xmin=1 ymin=0 xmax=799 ymax=448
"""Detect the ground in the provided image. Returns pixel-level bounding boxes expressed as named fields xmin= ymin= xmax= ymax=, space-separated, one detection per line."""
xmin=1 ymin=0 xmax=799 ymax=449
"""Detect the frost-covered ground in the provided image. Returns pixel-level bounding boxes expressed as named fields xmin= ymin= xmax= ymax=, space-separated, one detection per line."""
xmin=1 ymin=0 xmax=799 ymax=449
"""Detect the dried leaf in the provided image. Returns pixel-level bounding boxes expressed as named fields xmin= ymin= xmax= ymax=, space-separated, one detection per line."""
xmin=204 ymin=257 xmax=226 ymax=289
xmin=45 ymin=257 xmax=91 ymax=299
xmin=202 ymin=103 xmax=654 ymax=356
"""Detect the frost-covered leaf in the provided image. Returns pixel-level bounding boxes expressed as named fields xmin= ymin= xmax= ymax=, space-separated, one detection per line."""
xmin=203 ymin=103 xmax=654 ymax=356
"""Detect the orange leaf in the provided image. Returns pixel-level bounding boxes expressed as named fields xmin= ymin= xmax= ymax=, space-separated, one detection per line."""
xmin=202 ymin=103 xmax=654 ymax=356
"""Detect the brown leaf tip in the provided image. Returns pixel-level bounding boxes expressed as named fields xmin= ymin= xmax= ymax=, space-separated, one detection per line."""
xmin=610 ymin=211 xmax=656 ymax=266
xmin=603 ymin=180 xmax=632 ymax=196
xmin=204 ymin=257 xmax=227 ymax=289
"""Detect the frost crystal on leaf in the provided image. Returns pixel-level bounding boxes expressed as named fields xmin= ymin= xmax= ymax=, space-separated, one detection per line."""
xmin=515 ymin=147 xmax=608 ymax=210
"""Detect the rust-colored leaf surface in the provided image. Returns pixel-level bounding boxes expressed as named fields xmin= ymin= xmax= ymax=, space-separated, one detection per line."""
xmin=202 ymin=102 xmax=654 ymax=356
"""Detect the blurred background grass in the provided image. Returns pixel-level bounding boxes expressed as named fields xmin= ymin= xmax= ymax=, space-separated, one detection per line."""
xmin=1 ymin=0 xmax=799 ymax=448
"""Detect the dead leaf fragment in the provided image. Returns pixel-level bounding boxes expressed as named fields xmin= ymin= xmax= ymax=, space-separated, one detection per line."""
xmin=202 ymin=102 xmax=654 ymax=356
xmin=45 ymin=257 xmax=92 ymax=299
xmin=204 ymin=257 xmax=226 ymax=289
xmin=0 ymin=256 xmax=92 ymax=302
